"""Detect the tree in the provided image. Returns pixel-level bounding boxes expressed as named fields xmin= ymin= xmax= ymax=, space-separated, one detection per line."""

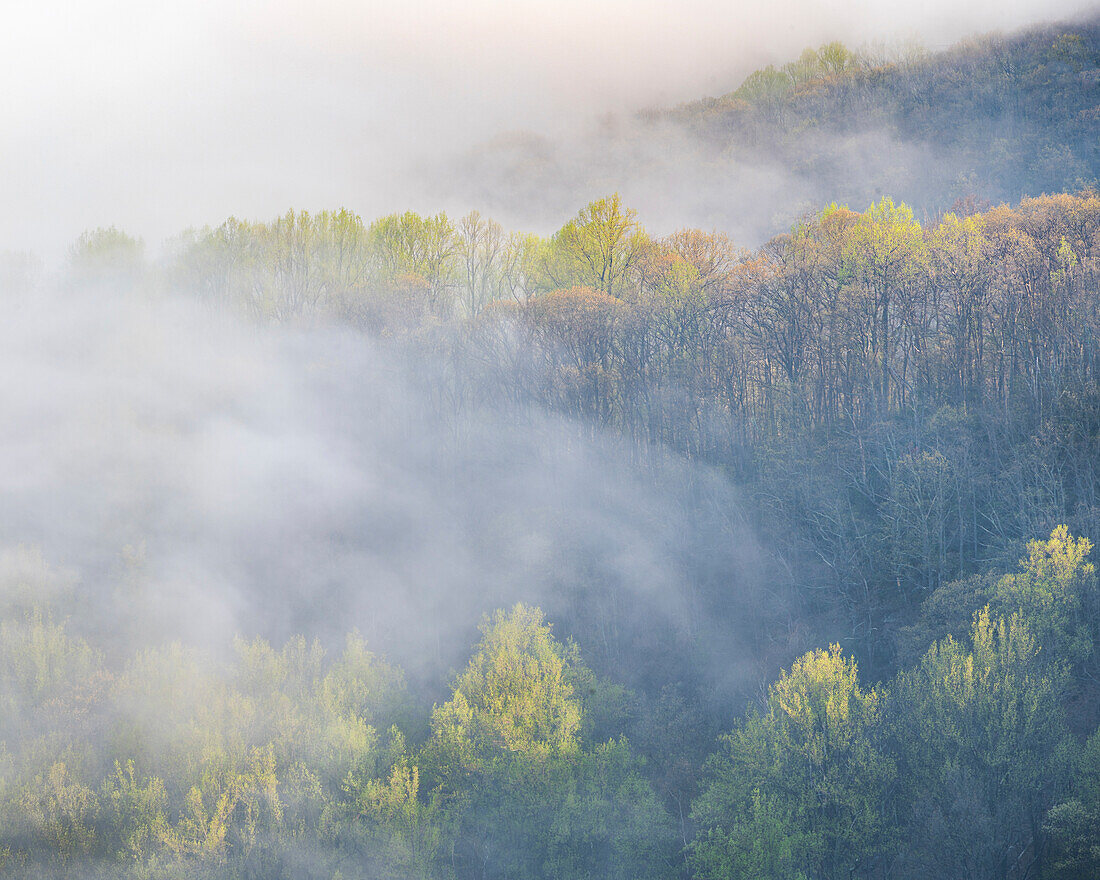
xmin=889 ymin=609 xmax=1071 ymax=879
xmin=930 ymin=212 xmax=992 ymax=403
xmin=844 ymin=198 xmax=926 ymax=412
xmin=990 ymin=526 xmax=1096 ymax=667
xmin=422 ymin=605 xmax=672 ymax=880
xmin=525 ymin=286 xmax=622 ymax=422
xmin=691 ymin=645 xmax=894 ymax=880
xmin=369 ymin=211 xmax=459 ymax=311
xmin=1045 ymin=725 xmax=1100 ymax=879
xmin=540 ymin=195 xmax=649 ymax=297
xmin=458 ymin=210 xmax=506 ymax=317
xmin=67 ymin=227 xmax=145 ymax=291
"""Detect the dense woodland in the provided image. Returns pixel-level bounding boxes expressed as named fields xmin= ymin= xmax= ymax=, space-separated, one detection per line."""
xmin=668 ymin=20 xmax=1100 ymax=208
xmin=457 ymin=17 xmax=1100 ymax=239
xmin=5 ymin=17 xmax=1100 ymax=880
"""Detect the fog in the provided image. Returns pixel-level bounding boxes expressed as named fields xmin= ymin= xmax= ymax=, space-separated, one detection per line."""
xmin=0 ymin=0 xmax=1092 ymax=720
xmin=3 ymin=7 xmax=1099 ymax=874
xmin=3 ymin=0 xmax=1095 ymax=261
xmin=0 ymin=281 xmax=772 ymax=698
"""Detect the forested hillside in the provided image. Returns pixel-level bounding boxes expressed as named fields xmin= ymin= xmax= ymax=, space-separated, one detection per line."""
xmin=670 ymin=20 xmax=1100 ymax=207
xmin=3 ymin=184 xmax=1098 ymax=878
xmin=156 ymin=190 xmax=1100 ymax=674
xmin=6 ymin=16 xmax=1100 ymax=880
xmin=451 ymin=17 xmax=1100 ymax=238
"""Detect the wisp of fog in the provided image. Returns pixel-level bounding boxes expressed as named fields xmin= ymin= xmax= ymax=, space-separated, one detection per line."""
xmin=0 ymin=280 xmax=769 ymax=697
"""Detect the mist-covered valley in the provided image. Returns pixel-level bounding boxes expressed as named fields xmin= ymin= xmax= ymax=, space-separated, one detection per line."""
xmin=5 ymin=3 xmax=1100 ymax=880
xmin=0 ymin=276 xmax=770 ymax=690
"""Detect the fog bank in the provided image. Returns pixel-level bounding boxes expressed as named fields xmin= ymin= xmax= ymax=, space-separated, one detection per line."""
xmin=0 ymin=282 xmax=770 ymax=696
xmin=2 ymin=0 xmax=1094 ymax=259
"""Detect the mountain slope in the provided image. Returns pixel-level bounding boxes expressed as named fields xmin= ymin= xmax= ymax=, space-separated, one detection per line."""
xmin=441 ymin=17 xmax=1100 ymax=240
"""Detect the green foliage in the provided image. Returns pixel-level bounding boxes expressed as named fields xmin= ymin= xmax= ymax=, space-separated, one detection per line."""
xmin=675 ymin=22 xmax=1100 ymax=211
xmin=370 ymin=211 xmax=458 ymax=289
xmin=0 ymin=598 xmax=678 ymax=880
xmin=692 ymin=645 xmax=893 ymax=880
xmin=20 ymin=59 xmax=1100 ymax=874
xmin=169 ymin=208 xmax=462 ymax=325
xmin=896 ymin=570 xmax=998 ymax=665
xmin=423 ymin=604 xmax=673 ymax=880
xmin=0 ymin=513 xmax=1095 ymax=880
xmin=904 ymin=527 xmax=1098 ymax=671
xmin=448 ymin=604 xmax=581 ymax=756
xmin=0 ymin=610 xmax=419 ymax=879
xmin=102 ymin=760 xmax=171 ymax=863
xmin=889 ymin=609 xmax=1071 ymax=878
xmin=990 ymin=526 xmax=1097 ymax=666
xmin=0 ymin=609 xmax=101 ymax=707
xmin=332 ymin=729 xmax=443 ymax=880
xmin=1045 ymin=726 xmax=1100 ymax=878
xmin=539 ymin=195 xmax=649 ymax=297
xmin=68 ymin=226 xmax=145 ymax=289
xmin=18 ymin=762 xmax=99 ymax=861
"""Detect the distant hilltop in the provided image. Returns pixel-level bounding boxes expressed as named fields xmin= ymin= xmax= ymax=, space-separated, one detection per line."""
xmin=447 ymin=16 xmax=1100 ymax=243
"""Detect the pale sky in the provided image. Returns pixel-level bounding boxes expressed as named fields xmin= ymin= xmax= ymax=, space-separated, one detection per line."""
xmin=1 ymin=0 xmax=1096 ymax=261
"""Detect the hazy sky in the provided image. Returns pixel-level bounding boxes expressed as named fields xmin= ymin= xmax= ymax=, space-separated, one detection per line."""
xmin=2 ymin=0 xmax=1095 ymax=261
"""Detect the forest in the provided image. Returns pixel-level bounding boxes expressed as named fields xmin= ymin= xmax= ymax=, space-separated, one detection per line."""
xmin=669 ymin=20 xmax=1100 ymax=208
xmin=456 ymin=17 xmax=1100 ymax=241
xmin=4 ymin=14 xmax=1100 ymax=880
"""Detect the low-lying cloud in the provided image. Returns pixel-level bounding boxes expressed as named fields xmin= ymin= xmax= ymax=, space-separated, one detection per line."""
xmin=2 ymin=0 xmax=1094 ymax=260
xmin=0 ymin=282 xmax=769 ymax=698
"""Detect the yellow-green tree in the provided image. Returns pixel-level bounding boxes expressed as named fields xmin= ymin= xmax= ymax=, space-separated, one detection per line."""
xmin=991 ymin=526 xmax=1096 ymax=666
xmin=422 ymin=604 xmax=672 ymax=880
xmin=889 ymin=609 xmax=1070 ymax=878
xmin=844 ymin=198 xmax=926 ymax=412
xmin=539 ymin=195 xmax=649 ymax=297
xmin=691 ymin=645 xmax=894 ymax=880
xmin=68 ymin=227 xmax=145 ymax=291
